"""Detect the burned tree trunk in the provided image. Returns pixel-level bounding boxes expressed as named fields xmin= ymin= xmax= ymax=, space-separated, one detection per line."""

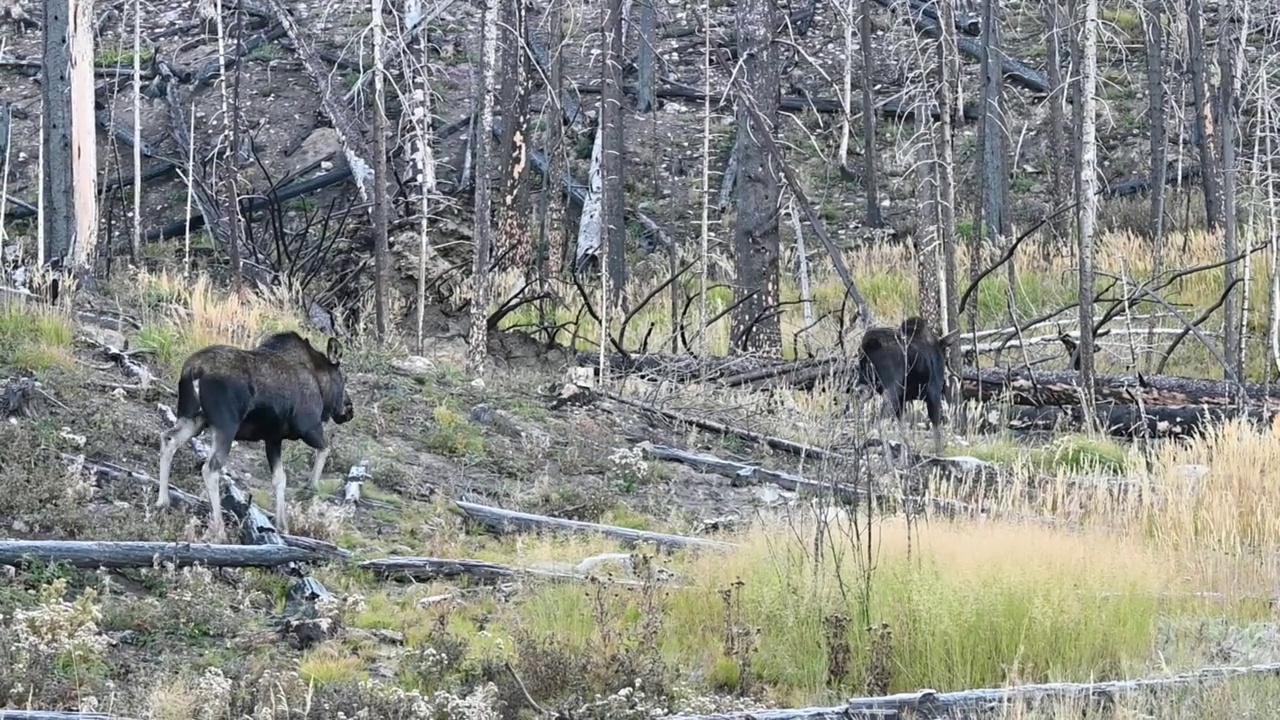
xmin=978 ymin=0 xmax=1009 ymax=305
xmin=1185 ymin=0 xmax=1222 ymax=230
xmin=635 ymin=0 xmax=658 ymax=112
xmin=859 ymin=0 xmax=881 ymax=228
xmin=41 ymin=0 xmax=74 ymax=267
xmin=1142 ymin=0 xmax=1168 ymax=374
xmin=601 ymin=0 xmax=628 ymax=308
xmin=497 ymin=0 xmax=533 ymax=276
xmin=729 ymin=0 xmax=783 ymax=354
xmin=372 ymin=0 xmax=391 ymax=339
xmin=1044 ymin=0 xmax=1067 ymax=251
xmin=1217 ymin=3 xmax=1242 ymax=383
xmin=935 ymin=0 xmax=962 ymax=413
xmin=468 ymin=0 xmax=500 ymax=374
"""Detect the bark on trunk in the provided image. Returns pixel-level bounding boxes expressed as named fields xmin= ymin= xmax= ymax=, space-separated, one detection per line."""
xmin=601 ymin=0 xmax=628 ymax=308
xmin=730 ymin=0 xmax=783 ymax=354
xmin=467 ymin=0 xmax=500 ymax=374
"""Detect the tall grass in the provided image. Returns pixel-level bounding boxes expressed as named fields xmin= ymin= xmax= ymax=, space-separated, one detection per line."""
xmin=1141 ymin=420 xmax=1280 ymax=553
xmin=0 ymin=295 xmax=76 ymax=371
xmin=498 ymin=513 xmax=1252 ymax=705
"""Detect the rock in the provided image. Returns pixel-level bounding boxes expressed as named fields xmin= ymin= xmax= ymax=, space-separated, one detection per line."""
xmin=752 ymin=485 xmax=787 ymax=506
xmin=417 ymin=593 xmax=455 ymax=608
xmin=937 ymin=455 xmax=993 ymax=475
xmin=78 ymin=324 xmax=127 ymax=350
xmin=390 ymin=355 xmax=434 ymax=377
xmin=574 ymin=552 xmax=634 ymax=576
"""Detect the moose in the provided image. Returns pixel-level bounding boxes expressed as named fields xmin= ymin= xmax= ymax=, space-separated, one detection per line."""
xmin=156 ymin=331 xmax=356 ymax=541
xmin=853 ymin=316 xmax=956 ymax=455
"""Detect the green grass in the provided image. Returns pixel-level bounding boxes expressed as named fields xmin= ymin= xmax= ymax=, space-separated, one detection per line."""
xmin=0 ymin=300 xmax=76 ymax=372
xmin=490 ymin=516 xmax=1253 ymax=705
xmin=968 ymin=435 xmax=1132 ymax=475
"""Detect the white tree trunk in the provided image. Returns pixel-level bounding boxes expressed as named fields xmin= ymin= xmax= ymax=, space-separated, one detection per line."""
xmin=1076 ymin=0 xmax=1099 ymax=409
xmin=574 ymin=0 xmax=634 ymax=271
xmin=69 ymin=0 xmax=97 ymax=269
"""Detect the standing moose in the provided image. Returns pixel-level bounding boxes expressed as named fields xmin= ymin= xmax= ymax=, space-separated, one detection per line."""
xmin=854 ymin=316 xmax=955 ymax=455
xmin=156 ymin=331 xmax=356 ymax=541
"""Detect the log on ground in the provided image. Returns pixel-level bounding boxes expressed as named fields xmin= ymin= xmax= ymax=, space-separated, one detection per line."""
xmin=961 ymin=368 xmax=1280 ymax=407
xmin=361 ymin=556 xmax=648 ymax=586
xmin=0 ymin=540 xmax=331 ymax=569
xmin=217 ymin=481 xmax=340 ymax=649
xmin=0 ymin=707 xmax=140 ymax=712
xmin=68 ymin=455 xmax=351 ymax=559
xmin=641 ymin=443 xmax=867 ymax=504
xmin=1005 ymin=403 xmax=1280 ymax=438
xmin=670 ymin=661 xmax=1280 ymax=719
xmin=451 ymin=499 xmax=737 ymax=552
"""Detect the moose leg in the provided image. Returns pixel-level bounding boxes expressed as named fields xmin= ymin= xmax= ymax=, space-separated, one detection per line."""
xmin=926 ymin=397 xmax=945 ymax=456
xmin=300 ymin=427 xmax=331 ymax=495
xmin=157 ymin=415 xmax=207 ymax=508
xmin=202 ymin=426 xmax=235 ymax=543
xmin=264 ymin=438 xmax=288 ymax=535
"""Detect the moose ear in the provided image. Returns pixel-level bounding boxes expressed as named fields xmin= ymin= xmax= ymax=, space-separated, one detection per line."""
xmin=326 ymin=337 xmax=343 ymax=365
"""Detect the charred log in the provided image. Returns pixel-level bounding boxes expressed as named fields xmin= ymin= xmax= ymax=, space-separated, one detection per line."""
xmin=1005 ymin=403 xmax=1280 ymax=439
xmin=0 ymin=540 xmax=329 ymax=569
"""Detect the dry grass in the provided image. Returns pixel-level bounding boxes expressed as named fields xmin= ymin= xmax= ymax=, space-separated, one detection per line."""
xmin=1140 ymin=419 xmax=1280 ymax=553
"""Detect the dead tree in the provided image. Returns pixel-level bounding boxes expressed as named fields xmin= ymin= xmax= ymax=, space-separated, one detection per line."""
xmin=636 ymin=0 xmax=658 ymax=112
xmin=1217 ymin=3 xmax=1243 ymax=384
xmin=1142 ymin=0 xmax=1169 ymax=374
xmin=372 ymin=0 xmax=390 ymax=339
xmin=935 ymin=0 xmax=963 ymax=418
xmin=497 ymin=0 xmax=533 ymax=277
xmin=1076 ymin=0 xmax=1100 ymax=421
xmin=601 ymin=0 xmax=628 ymax=308
xmin=468 ymin=0 xmax=500 ymax=374
xmin=40 ymin=0 xmax=74 ymax=267
xmin=978 ymin=0 xmax=1010 ymax=306
xmin=859 ymin=0 xmax=881 ymax=227
xmin=729 ymin=0 xmax=784 ymax=354
xmin=1044 ymin=1 xmax=1067 ymax=250
xmin=1185 ymin=0 xmax=1222 ymax=230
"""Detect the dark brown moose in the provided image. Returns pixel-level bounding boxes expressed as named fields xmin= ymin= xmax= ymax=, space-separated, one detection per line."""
xmin=157 ymin=331 xmax=355 ymax=540
xmin=854 ymin=316 xmax=954 ymax=455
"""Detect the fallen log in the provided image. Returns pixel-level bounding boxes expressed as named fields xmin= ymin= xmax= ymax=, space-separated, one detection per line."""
xmin=66 ymin=455 xmax=352 ymax=560
xmin=450 ymin=499 xmax=738 ymax=552
xmin=643 ymin=442 xmax=1020 ymax=522
xmin=361 ymin=556 xmax=648 ymax=586
xmin=573 ymin=349 xmax=791 ymax=384
xmin=961 ymin=368 xmax=1280 ymax=407
xmin=872 ymin=0 xmax=1052 ymax=95
xmin=603 ymin=390 xmax=843 ymax=463
xmin=570 ymin=81 xmax=983 ymax=122
xmin=0 ymin=540 xmax=330 ymax=569
xmin=0 ymin=707 xmax=138 ymax=712
xmin=641 ymin=443 xmax=868 ymax=504
xmin=669 ymin=661 xmax=1280 ymax=719
xmin=573 ymin=350 xmax=1280 ymax=409
xmin=1005 ymin=403 xmax=1280 ymax=439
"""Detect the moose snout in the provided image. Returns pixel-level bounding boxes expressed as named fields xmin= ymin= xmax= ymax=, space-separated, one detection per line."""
xmin=334 ymin=393 xmax=355 ymax=424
